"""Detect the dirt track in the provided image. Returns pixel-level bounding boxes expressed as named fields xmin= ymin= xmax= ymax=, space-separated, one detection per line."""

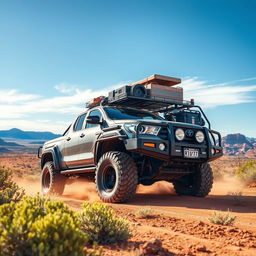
xmin=2 ymin=154 xmax=255 ymax=255
xmin=17 ymin=176 xmax=256 ymax=256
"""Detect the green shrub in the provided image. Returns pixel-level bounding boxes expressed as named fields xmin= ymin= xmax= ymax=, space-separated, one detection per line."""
xmin=0 ymin=168 xmax=24 ymax=204
xmin=236 ymin=159 xmax=256 ymax=185
xmin=208 ymin=210 xmax=236 ymax=226
xmin=80 ymin=202 xmax=131 ymax=244
xmin=135 ymin=207 xmax=155 ymax=218
xmin=0 ymin=195 xmax=89 ymax=256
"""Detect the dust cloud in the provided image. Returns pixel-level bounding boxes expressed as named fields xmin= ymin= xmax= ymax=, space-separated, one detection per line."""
xmin=62 ymin=178 xmax=99 ymax=201
xmin=14 ymin=174 xmax=247 ymax=202
xmin=13 ymin=177 xmax=40 ymax=196
xmin=14 ymin=177 xmax=100 ymax=202
xmin=211 ymin=175 xmax=245 ymax=195
xmin=137 ymin=181 xmax=175 ymax=195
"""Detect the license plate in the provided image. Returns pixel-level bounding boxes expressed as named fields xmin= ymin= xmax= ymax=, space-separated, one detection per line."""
xmin=184 ymin=148 xmax=199 ymax=158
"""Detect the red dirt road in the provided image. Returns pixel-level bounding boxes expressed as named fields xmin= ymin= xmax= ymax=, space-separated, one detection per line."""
xmin=16 ymin=176 xmax=256 ymax=256
xmin=3 ymin=154 xmax=255 ymax=255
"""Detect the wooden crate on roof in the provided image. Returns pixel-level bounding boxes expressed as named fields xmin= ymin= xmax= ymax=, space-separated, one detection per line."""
xmin=131 ymin=74 xmax=181 ymax=87
xmin=145 ymin=83 xmax=183 ymax=101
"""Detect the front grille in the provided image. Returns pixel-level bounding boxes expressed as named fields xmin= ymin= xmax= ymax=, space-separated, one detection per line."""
xmin=158 ymin=127 xmax=168 ymax=140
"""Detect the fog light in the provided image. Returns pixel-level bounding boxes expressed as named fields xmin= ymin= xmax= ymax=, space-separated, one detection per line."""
xmin=175 ymin=128 xmax=185 ymax=141
xmin=159 ymin=143 xmax=166 ymax=151
xmin=195 ymin=130 xmax=205 ymax=143
xmin=211 ymin=148 xmax=215 ymax=155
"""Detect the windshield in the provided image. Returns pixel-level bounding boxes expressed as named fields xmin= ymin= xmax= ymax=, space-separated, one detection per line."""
xmin=104 ymin=107 xmax=163 ymax=120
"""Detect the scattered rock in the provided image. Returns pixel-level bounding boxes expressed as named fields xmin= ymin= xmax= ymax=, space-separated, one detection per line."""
xmin=196 ymin=245 xmax=207 ymax=252
xmin=139 ymin=238 xmax=173 ymax=256
xmin=227 ymin=227 xmax=237 ymax=232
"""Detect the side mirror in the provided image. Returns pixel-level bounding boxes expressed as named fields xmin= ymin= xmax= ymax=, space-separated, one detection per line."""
xmin=200 ymin=118 xmax=206 ymax=126
xmin=86 ymin=115 xmax=101 ymax=124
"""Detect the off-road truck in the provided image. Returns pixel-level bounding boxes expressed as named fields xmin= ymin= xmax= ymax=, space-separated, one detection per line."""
xmin=38 ymin=74 xmax=222 ymax=203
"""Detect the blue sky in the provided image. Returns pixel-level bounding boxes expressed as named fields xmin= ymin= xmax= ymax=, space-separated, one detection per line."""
xmin=0 ymin=0 xmax=255 ymax=136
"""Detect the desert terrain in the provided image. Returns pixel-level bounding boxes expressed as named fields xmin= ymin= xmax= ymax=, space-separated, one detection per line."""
xmin=0 ymin=153 xmax=255 ymax=256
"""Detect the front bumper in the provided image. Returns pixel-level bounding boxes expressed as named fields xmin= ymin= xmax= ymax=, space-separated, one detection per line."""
xmin=124 ymin=125 xmax=223 ymax=162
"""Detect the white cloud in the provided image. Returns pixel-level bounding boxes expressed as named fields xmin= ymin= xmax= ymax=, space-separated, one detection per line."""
xmin=181 ymin=77 xmax=256 ymax=108
xmin=0 ymin=88 xmax=109 ymax=118
xmin=54 ymin=83 xmax=80 ymax=95
xmin=0 ymin=89 xmax=40 ymax=104
xmin=0 ymin=78 xmax=255 ymax=132
xmin=0 ymin=82 xmax=126 ymax=120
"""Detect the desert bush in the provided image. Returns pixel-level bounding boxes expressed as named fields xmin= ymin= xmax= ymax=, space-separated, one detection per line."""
xmin=0 ymin=168 xmax=24 ymax=204
xmin=135 ymin=207 xmax=155 ymax=218
xmin=236 ymin=159 xmax=256 ymax=185
xmin=80 ymin=202 xmax=131 ymax=244
xmin=227 ymin=191 xmax=243 ymax=205
xmin=0 ymin=195 xmax=91 ymax=256
xmin=208 ymin=210 xmax=236 ymax=226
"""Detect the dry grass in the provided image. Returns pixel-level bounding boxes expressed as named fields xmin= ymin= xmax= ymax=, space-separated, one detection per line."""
xmin=0 ymin=154 xmax=40 ymax=179
xmin=135 ymin=207 xmax=155 ymax=218
xmin=208 ymin=210 xmax=236 ymax=226
xmin=227 ymin=191 xmax=243 ymax=205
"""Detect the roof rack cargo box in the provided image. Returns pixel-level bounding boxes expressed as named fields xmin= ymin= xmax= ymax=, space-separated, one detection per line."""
xmin=145 ymin=83 xmax=183 ymax=101
xmin=131 ymin=74 xmax=181 ymax=87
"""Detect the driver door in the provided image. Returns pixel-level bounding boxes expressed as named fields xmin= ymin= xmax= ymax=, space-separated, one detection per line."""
xmin=63 ymin=113 xmax=87 ymax=168
xmin=76 ymin=109 xmax=103 ymax=167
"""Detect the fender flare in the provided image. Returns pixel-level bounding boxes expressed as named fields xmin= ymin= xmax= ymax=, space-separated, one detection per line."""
xmin=41 ymin=147 xmax=61 ymax=170
xmin=93 ymin=129 xmax=127 ymax=165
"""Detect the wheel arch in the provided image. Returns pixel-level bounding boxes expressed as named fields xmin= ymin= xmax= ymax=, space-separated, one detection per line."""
xmin=41 ymin=147 xmax=61 ymax=170
xmin=94 ymin=139 xmax=127 ymax=165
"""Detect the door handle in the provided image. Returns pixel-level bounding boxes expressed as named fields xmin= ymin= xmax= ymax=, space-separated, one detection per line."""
xmin=80 ymin=133 xmax=85 ymax=138
xmin=66 ymin=137 xmax=71 ymax=141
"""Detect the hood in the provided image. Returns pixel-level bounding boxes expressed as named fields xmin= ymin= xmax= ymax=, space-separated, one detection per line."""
xmin=112 ymin=119 xmax=203 ymax=129
xmin=43 ymin=136 xmax=63 ymax=147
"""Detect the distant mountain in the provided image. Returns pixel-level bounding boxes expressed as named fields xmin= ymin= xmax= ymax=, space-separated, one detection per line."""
xmin=0 ymin=138 xmax=23 ymax=147
xmin=0 ymin=128 xmax=60 ymax=140
xmin=0 ymin=148 xmax=12 ymax=153
xmin=28 ymin=141 xmax=46 ymax=145
xmin=222 ymin=133 xmax=256 ymax=157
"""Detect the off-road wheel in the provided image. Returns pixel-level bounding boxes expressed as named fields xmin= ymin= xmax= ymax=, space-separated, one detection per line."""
xmin=173 ymin=163 xmax=213 ymax=197
xmin=41 ymin=161 xmax=66 ymax=195
xmin=95 ymin=151 xmax=138 ymax=203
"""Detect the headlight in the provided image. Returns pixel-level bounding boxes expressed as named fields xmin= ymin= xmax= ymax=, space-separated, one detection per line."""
xmin=195 ymin=131 xmax=205 ymax=143
xmin=139 ymin=125 xmax=161 ymax=135
xmin=124 ymin=124 xmax=161 ymax=136
xmin=175 ymin=128 xmax=185 ymax=141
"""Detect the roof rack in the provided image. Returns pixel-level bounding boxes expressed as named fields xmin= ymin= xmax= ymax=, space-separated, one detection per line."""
xmin=86 ymin=74 xmax=192 ymax=111
xmin=104 ymin=95 xmax=194 ymax=111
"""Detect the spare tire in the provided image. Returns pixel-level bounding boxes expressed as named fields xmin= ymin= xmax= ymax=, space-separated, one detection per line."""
xmin=131 ymin=84 xmax=147 ymax=98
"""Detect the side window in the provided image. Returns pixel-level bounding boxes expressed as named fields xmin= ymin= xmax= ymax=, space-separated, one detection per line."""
xmin=86 ymin=109 xmax=102 ymax=129
xmin=74 ymin=114 xmax=86 ymax=131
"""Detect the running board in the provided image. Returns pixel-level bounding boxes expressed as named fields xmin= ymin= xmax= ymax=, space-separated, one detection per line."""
xmin=60 ymin=166 xmax=96 ymax=175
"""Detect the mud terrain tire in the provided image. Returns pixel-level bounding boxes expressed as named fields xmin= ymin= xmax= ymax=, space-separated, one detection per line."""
xmin=95 ymin=151 xmax=138 ymax=203
xmin=173 ymin=163 xmax=213 ymax=197
xmin=41 ymin=161 xmax=66 ymax=195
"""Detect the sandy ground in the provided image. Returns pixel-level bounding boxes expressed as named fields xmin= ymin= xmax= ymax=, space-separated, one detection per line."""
xmin=13 ymin=175 xmax=256 ymax=256
xmin=1 ymin=153 xmax=256 ymax=255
